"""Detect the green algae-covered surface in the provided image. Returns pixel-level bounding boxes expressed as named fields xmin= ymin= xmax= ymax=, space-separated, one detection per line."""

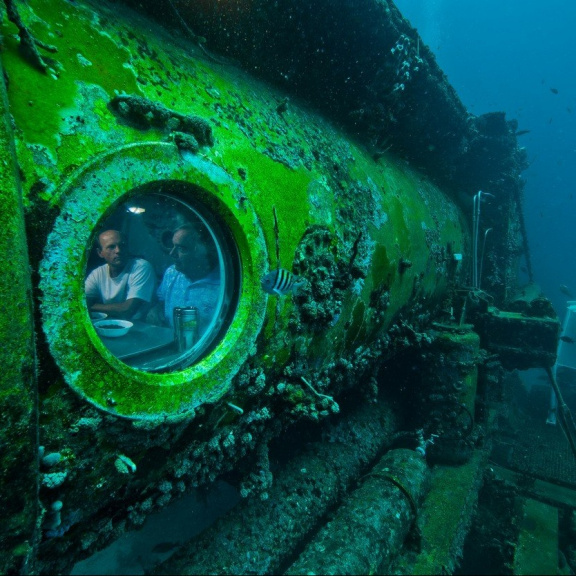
xmin=0 ymin=1 xmax=476 ymax=570
xmin=40 ymin=142 xmax=268 ymax=418
xmin=0 ymin=61 xmax=38 ymax=573
xmin=2 ymin=0 xmax=467 ymax=419
xmin=405 ymin=450 xmax=487 ymax=575
xmin=514 ymin=498 xmax=559 ymax=576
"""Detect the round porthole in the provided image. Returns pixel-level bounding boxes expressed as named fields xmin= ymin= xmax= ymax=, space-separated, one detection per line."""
xmin=40 ymin=143 xmax=268 ymax=420
xmin=85 ymin=185 xmax=238 ymax=373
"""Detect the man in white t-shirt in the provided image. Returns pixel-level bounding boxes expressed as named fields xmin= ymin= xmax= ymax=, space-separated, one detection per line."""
xmin=85 ymin=230 xmax=155 ymax=320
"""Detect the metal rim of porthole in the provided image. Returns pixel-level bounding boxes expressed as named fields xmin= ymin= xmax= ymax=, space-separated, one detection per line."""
xmin=39 ymin=142 xmax=268 ymax=421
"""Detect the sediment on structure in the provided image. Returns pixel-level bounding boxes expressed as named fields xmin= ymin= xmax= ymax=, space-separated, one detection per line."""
xmin=153 ymin=400 xmax=398 ymax=575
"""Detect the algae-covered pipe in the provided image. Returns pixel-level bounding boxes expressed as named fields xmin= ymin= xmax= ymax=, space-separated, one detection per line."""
xmin=0 ymin=0 xmax=467 ymax=569
xmin=6 ymin=0 xmax=468 ymax=422
xmin=285 ymin=448 xmax=430 ymax=575
xmin=153 ymin=401 xmax=398 ymax=576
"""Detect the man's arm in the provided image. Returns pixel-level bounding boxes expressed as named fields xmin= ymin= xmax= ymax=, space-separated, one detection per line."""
xmin=124 ymin=260 xmax=156 ymax=314
xmin=90 ymin=297 xmax=145 ymax=319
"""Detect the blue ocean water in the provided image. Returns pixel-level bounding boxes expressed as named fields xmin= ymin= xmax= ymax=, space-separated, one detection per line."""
xmin=395 ymin=0 xmax=576 ymax=317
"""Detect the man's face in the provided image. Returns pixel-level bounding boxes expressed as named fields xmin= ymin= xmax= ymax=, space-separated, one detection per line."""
xmin=170 ymin=229 xmax=209 ymax=280
xmin=97 ymin=231 xmax=127 ymax=270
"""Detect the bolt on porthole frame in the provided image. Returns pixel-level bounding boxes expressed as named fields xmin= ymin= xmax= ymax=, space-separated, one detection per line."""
xmin=85 ymin=182 xmax=240 ymax=373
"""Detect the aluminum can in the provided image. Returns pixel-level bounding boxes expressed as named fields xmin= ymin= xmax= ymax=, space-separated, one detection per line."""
xmin=173 ymin=306 xmax=198 ymax=352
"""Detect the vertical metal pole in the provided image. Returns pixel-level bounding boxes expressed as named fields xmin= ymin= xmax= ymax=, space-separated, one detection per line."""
xmin=545 ymin=365 xmax=576 ymax=462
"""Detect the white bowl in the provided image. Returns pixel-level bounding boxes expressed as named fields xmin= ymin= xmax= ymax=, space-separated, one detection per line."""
xmin=90 ymin=312 xmax=108 ymax=322
xmin=94 ymin=319 xmax=133 ymax=338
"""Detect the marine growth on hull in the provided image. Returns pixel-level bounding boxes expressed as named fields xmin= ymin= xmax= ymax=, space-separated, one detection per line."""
xmin=0 ymin=0 xmax=571 ymax=575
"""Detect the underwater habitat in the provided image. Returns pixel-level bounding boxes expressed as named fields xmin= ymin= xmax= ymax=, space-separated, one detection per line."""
xmin=1 ymin=0 xmax=576 ymax=573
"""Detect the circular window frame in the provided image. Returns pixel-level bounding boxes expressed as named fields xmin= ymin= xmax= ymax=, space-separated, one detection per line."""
xmin=40 ymin=142 xmax=268 ymax=421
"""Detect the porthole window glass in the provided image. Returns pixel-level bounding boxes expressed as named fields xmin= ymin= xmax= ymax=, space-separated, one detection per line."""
xmin=84 ymin=183 xmax=239 ymax=372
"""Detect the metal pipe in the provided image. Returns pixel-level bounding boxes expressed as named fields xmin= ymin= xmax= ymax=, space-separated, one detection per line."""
xmin=153 ymin=401 xmax=398 ymax=575
xmin=284 ymin=448 xmax=430 ymax=575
